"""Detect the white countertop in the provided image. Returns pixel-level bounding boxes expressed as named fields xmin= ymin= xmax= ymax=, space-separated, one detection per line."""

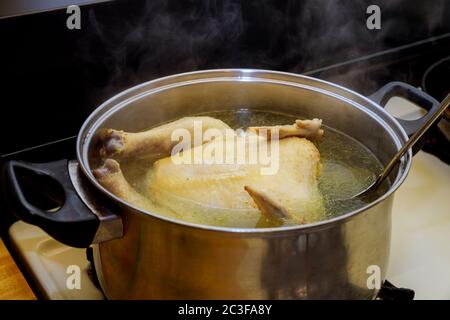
xmin=388 ymin=151 xmax=450 ymax=299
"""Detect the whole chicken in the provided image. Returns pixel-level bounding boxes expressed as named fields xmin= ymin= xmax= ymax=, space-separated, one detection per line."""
xmin=93 ymin=116 xmax=325 ymax=227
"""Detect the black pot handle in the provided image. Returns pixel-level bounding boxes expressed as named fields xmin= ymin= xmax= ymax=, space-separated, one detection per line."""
xmin=370 ymin=81 xmax=441 ymax=135
xmin=369 ymin=82 xmax=441 ymax=154
xmin=2 ymin=159 xmax=99 ymax=248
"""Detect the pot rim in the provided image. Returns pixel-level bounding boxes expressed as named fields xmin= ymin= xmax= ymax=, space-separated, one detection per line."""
xmin=76 ymin=68 xmax=411 ymax=234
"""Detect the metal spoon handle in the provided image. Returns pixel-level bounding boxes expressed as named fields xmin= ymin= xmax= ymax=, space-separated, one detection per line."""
xmin=375 ymin=93 xmax=450 ymax=187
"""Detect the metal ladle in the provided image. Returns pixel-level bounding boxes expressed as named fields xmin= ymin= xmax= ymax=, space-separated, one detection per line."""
xmin=347 ymin=93 xmax=450 ymax=200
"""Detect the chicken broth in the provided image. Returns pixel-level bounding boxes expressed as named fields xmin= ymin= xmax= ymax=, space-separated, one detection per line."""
xmin=120 ymin=109 xmax=388 ymax=228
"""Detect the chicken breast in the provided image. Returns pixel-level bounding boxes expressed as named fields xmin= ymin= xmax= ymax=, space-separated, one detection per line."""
xmin=149 ymin=136 xmax=323 ymax=224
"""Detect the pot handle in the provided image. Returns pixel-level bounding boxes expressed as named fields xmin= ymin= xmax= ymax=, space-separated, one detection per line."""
xmin=369 ymin=81 xmax=441 ymax=135
xmin=369 ymin=82 xmax=442 ymax=154
xmin=2 ymin=159 xmax=99 ymax=248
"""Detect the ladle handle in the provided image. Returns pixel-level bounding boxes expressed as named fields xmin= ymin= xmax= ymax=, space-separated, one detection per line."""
xmin=375 ymin=94 xmax=450 ymax=186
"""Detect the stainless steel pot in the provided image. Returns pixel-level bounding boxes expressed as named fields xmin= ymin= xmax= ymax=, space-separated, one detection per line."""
xmin=2 ymin=69 xmax=442 ymax=299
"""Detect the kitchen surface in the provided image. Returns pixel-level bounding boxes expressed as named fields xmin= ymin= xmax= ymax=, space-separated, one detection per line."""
xmin=0 ymin=238 xmax=35 ymax=299
xmin=0 ymin=0 xmax=449 ymax=301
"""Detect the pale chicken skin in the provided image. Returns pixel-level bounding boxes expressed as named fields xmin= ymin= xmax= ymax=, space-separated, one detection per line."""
xmin=94 ymin=116 xmax=325 ymax=227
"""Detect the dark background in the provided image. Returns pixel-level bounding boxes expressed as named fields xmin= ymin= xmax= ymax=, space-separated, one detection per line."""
xmin=1 ymin=0 xmax=450 ymax=155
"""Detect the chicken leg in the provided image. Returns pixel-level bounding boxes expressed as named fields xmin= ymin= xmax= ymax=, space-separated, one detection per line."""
xmin=247 ymin=118 xmax=324 ymax=140
xmin=98 ymin=116 xmax=231 ymax=161
xmin=93 ymin=159 xmax=154 ymax=210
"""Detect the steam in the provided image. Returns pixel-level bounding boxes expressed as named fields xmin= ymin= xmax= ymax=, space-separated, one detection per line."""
xmin=79 ymin=0 xmax=449 ymax=97
xmin=81 ymin=0 xmax=244 ymax=95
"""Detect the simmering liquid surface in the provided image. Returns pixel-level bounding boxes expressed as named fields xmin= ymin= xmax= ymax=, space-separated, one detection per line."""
xmin=121 ymin=109 xmax=388 ymax=227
